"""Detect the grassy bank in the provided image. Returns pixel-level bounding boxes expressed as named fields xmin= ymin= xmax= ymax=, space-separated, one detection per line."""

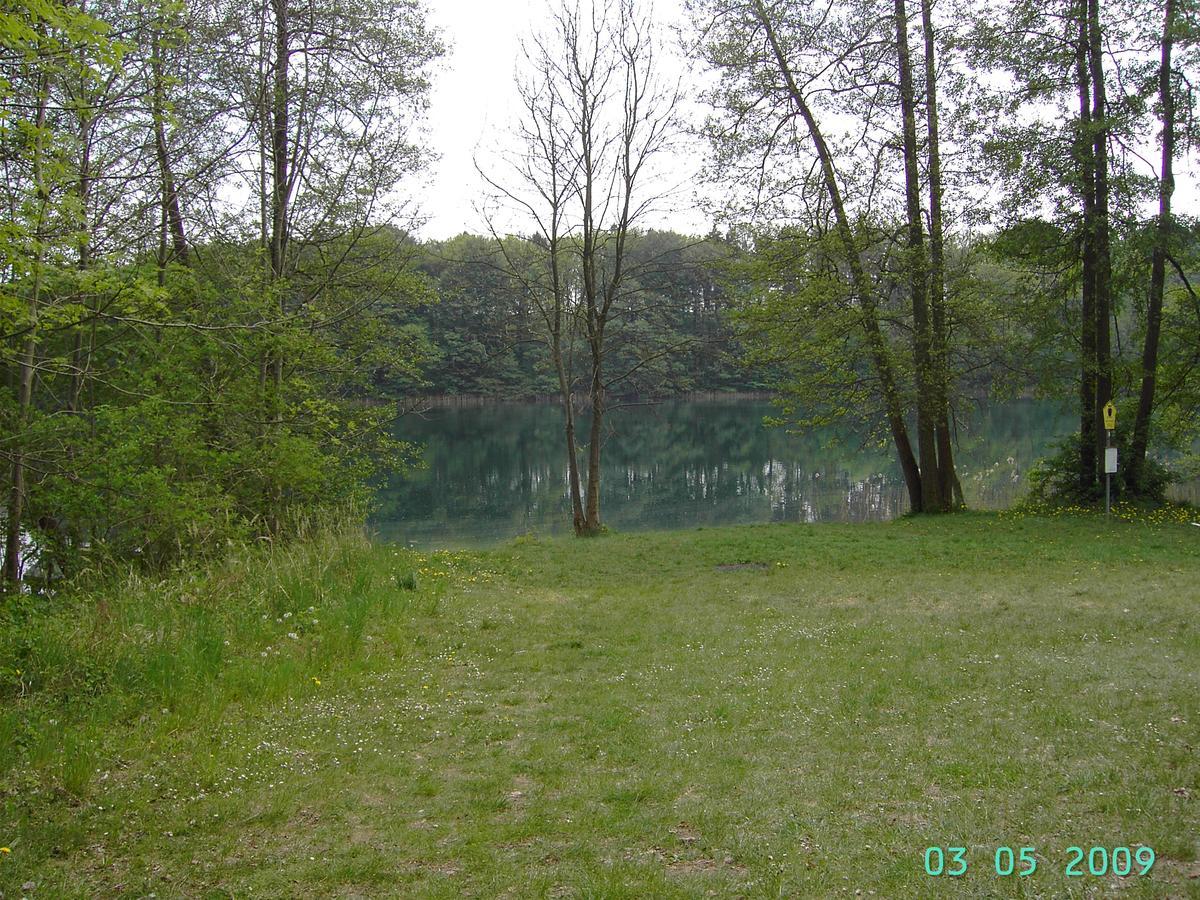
xmin=1 ymin=512 xmax=1197 ymax=897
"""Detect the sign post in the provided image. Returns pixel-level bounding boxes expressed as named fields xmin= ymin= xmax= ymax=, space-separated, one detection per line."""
xmin=1103 ymin=401 xmax=1117 ymax=519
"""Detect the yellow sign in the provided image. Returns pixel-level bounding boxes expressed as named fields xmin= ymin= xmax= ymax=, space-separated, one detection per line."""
xmin=1103 ymin=401 xmax=1116 ymax=431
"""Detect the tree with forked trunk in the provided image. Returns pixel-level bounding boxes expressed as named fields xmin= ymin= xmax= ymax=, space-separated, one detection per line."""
xmin=484 ymin=0 xmax=680 ymax=536
xmin=688 ymin=0 xmax=966 ymax=513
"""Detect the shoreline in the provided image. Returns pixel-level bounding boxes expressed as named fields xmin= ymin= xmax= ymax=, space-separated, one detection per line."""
xmin=413 ymin=390 xmax=777 ymax=407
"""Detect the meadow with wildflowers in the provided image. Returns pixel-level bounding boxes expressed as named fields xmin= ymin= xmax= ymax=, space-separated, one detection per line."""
xmin=1 ymin=511 xmax=1197 ymax=897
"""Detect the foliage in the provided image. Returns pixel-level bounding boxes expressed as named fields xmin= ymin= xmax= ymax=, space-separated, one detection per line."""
xmin=388 ymin=229 xmax=761 ymax=400
xmin=1026 ymin=431 xmax=1176 ymax=504
xmin=683 ymin=0 xmax=1200 ymax=513
xmin=0 ymin=0 xmax=440 ymax=587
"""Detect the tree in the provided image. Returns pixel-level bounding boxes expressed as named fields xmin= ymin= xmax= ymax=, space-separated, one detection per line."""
xmin=978 ymin=0 xmax=1198 ymax=501
xmin=915 ymin=0 xmax=964 ymax=506
xmin=484 ymin=0 xmax=680 ymax=535
xmin=688 ymin=0 xmax=969 ymax=512
xmin=1 ymin=0 xmax=118 ymax=585
xmin=1 ymin=0 xmax=441 ymax=590
xmin=1127 ymin=0 xmax=1197 ymax=490
xmin=894 ymin=0 xmax=945 ymax=511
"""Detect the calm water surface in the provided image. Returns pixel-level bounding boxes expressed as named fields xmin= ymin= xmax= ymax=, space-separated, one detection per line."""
xmin=370 ymin=399 xmax=1198 ymax=548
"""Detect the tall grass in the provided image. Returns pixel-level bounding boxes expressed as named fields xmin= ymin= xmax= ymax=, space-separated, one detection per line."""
xmin=0 ymin=514 xmax=419 ymax=797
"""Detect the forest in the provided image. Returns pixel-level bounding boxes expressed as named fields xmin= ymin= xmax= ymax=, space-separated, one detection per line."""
xmin=1 ymin=0 xmax=1198 ymax=576
xmin=394 ymin=229 xmax=764 ymax=399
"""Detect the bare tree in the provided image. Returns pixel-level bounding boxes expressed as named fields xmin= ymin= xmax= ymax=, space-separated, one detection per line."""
xmin=484 ymin=0 xmax=680 ymax=536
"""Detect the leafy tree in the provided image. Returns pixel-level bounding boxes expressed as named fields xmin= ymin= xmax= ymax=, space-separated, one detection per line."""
xmin=1128 ymin=0 xmax=1199 ymax=489
xmin=0 ymin=0 xmax=441 ymax=590
xmin=978 ymin=0 xmax=1200 ymax=500
xmin=686 ymin=0 xmax=971 ymax=512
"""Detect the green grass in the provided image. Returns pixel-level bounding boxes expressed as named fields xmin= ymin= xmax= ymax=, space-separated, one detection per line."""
xmin=1 ymin=512 xmax=1198 ymax=897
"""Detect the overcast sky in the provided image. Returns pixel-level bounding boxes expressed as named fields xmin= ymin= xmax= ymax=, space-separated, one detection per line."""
xmin=415 ymin=0 xmax=709 ymax=240
xmin=414 ymin=1 xmax=1193 ymax=241
xmin=416 ymin=0 xmax=541 ymax=238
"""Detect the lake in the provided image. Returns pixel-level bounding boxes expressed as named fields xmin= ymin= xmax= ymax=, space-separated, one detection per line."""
xmin=371 ymin=398 xmax=1196 ymax=547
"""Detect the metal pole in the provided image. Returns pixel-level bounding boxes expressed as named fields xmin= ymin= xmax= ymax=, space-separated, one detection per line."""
xmin=1105 ymin=429 xmax=1111 ymax=519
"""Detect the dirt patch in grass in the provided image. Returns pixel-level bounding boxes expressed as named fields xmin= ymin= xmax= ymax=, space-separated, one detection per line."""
xmin=624 ymin=842 xmax=748 ymax=878
xmin=669 ymin=821 xmax=700 ymax=845
xmin=667 ymin=856 xmax=718 ymax=874
xmin=1153 ymin=857 xmax=1200 ymax=886
xmin=666 ymin=855 xmax=749 ymax=877
xmin=505 ymin=773 xmax=535 ymax=813
xmin=405 ymin=858 xmax=462 ymax=876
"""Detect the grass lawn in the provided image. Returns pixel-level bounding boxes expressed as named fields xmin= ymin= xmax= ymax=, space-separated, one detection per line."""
xmin=1 ymin=511 xmax=1198 ymax=897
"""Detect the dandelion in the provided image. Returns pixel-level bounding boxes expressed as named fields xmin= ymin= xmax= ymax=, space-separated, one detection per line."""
xmin=0 ymin=847 xmax=10 ymax=854
xmin=312 ymin=677 xmax=321 ymax=686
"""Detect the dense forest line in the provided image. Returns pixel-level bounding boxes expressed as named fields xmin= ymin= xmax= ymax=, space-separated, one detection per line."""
xmin=394 ymin=230 xmax=766 ymax=399
xmin=391 ymin=218 xmax=1200 ymax=446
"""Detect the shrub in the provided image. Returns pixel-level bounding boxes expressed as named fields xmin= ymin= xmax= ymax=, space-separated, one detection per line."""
xmin=1026 ymin=432 xmax=1175 ymax=505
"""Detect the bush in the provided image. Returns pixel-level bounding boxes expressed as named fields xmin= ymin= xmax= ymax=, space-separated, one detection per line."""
xmin=1026 ymin=432 xmax=1175 ymax=505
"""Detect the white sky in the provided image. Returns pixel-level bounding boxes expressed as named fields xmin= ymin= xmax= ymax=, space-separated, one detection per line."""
xmin=416 ymin=0 xmax=540 ymax=238
xmin=415 ymin=0 xmax=710 ymax=240
xmin=414 ymin=0 xmax=1194 ymax=241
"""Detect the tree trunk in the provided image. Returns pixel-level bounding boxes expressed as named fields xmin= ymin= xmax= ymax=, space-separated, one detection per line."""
xmin=70 ymin=75 xmax=93 ymax=413
xmin=895 ymin=0 xmax=943 ymax=513
xmin=270 ymin=0 xmax=290 ymax=284
xmin=3 ymin=295 xmax=41 ymax=589
xmin=920 ymin=0 xmax=960 ymax=508
xmin=583 ymin=332 xmax=604 ymax=533
xmin=1089 ymin=0 xmax=1113 ymax=479
xmin=152 ymin=25 xmax=188 ymax=268
xmin=3 ymin=77 xmax=50 ymax=590
xmin=575 ymin=35 xmax=605 ymax=536
xmin=1075 ymin=0 xmax=1098 ymax=495
xmin=1128 ymin=0 xmax=1175 ymax=491
xmin=755 ymin=0 xmax=923 ymax=511
xmin=552 ymin=332 xmax=586 ymax=533
xmin=256 ymin=0 xmax=271 ymax=439
xmin=266 ymin=0 xmax=290 ymax=526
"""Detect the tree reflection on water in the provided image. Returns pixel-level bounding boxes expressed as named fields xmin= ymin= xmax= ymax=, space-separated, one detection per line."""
xmin=372 ymin=399 xmax=1190 ymax=547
